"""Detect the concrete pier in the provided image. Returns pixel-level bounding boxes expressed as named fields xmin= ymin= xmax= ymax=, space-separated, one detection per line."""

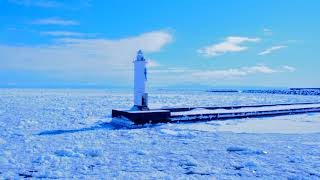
xmin=112 ymin=102 xmax=320 ymax=125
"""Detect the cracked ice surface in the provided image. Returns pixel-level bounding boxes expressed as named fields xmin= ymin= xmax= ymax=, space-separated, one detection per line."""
xmin=0 ymin=89 xmax=320 ymax=179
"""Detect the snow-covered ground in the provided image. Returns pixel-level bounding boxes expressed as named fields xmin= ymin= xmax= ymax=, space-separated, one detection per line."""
xmin=0 ymin=89 xmax=320 ymax=179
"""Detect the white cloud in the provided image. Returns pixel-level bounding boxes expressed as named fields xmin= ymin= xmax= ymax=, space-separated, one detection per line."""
xmin=80 ymin=0 xmax=92 ymax=7
xmin=149 ymin=67 xmax=192 ymax=73
xmin=147 ymin=64 xmax=296 ymax=86
xmin=281 ymin=65 xmax=296 ymax=72
xmin=40 ymin=31 xmax=94 ymax=37
xmin=9 ymin=0 xmax=93 ymax=9
xmin=147 ymin=60 xmax=161 ymax=68
xmin=0 ymin=30 xmax=173 ymax=82
xmin=191 ymin=65 xmax=277 ymax=79
xmin=263 ymin=28 xmax=273 ymax=36
xmin=9 ymin=0 xmax=62 ymax=8
xmin=30 ymin=18 xmax=79 ymax=26
xmin=258 ymin=45 xmax=287 ymax=56
xmin=192 ymin=65 xmax=295 ymax=80
xmin=198 ymin=36 xmax=260 ymax=57
xmin=149 ymin=65 xmax=293 ymax=78
xmin=7 ymin=27 xmax=18 ymax=31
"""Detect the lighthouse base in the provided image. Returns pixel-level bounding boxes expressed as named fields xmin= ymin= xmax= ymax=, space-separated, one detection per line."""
xmin=112 ymin=109 xmax=171 ymax=124
xmin=130 ymin=105 xmax=150 ymax=111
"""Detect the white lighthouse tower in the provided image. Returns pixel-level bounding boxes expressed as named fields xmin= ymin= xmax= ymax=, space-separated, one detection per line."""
xmin=131 ymin=50 xmax=149 ymax=111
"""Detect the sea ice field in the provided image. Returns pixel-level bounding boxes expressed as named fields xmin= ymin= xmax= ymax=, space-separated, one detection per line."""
xmin=0 ymin=89 xmax=320 ymax=179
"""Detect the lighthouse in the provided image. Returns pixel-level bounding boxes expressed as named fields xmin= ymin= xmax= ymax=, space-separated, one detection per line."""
xmin=132 ymin=50 xmax=149 ymax=111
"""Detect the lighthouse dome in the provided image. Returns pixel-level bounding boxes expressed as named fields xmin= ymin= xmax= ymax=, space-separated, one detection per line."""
xmin=135 ymin=50 xmax=146 ymax=61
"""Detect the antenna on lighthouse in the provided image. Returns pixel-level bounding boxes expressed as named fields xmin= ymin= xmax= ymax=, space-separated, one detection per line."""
xmin=131 ymin=50 xmax=149 ymax=111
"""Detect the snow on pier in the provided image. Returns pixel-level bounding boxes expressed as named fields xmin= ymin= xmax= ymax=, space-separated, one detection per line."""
xmin=170 ymin=103 xmax=320 ymax=122
xmin=171 ymin=103 xmax=320 ymax=116
xmin=112 ymin=102 xmax=320 ymax=124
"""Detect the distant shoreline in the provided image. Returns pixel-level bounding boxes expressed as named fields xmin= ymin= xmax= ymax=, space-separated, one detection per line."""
xmin=207 ymin=88 xmax=320 ymax=96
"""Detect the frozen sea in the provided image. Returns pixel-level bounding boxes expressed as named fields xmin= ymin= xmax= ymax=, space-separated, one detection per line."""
xmin=0 ymin=89 xmax=320 ymax=179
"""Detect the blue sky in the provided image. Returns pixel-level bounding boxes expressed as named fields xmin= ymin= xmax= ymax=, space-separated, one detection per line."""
xmin=0 ymin=0 xmax=319 ymax=88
